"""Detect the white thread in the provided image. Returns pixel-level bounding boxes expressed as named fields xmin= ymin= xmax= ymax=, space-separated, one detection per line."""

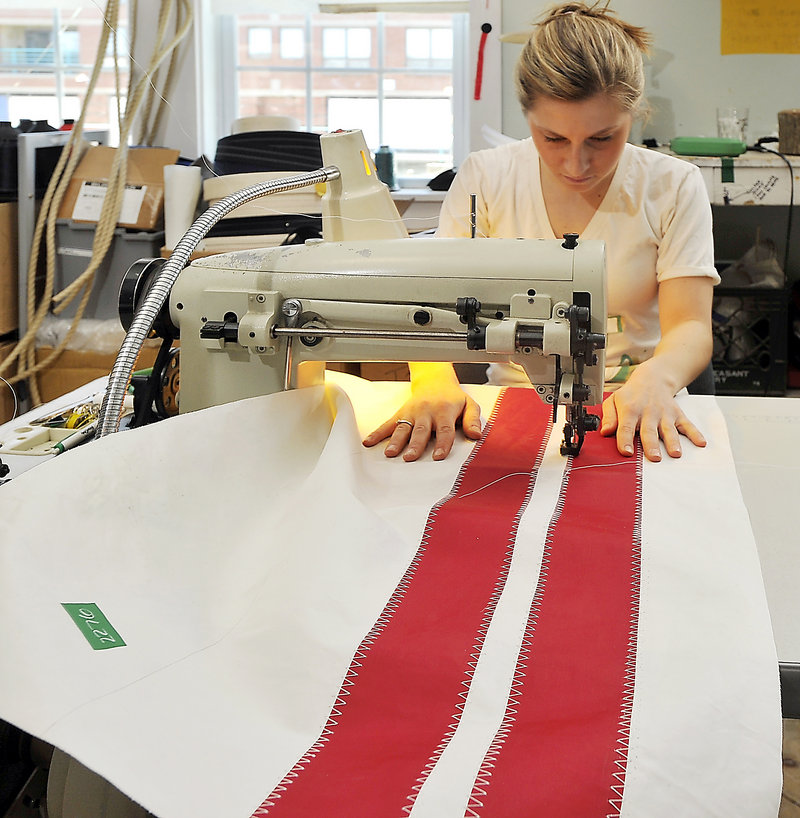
xmin=570 ymin=460 xmax=635 ymax=472
xmin=454 ymin=471 xmax=532 ymax=500
xmin=455 ymin=461 xmax=634 ymax=502
xmin=405 ymin=392 xmax=552 ymax=815
xmin=605 ymin=447 xmax=644 ymax=818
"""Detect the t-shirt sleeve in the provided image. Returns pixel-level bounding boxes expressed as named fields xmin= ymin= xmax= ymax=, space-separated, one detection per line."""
xmin=656 ymin=164 xmax=720 ymax=284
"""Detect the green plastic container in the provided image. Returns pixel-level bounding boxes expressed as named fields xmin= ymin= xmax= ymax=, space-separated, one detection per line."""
xmin=669 ymin=137 xmax=747 ymax=157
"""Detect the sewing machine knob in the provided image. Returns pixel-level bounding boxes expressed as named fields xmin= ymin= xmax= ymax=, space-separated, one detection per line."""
xmin=413 ymin=310 xmax=431 ymax=326
xmin=282 ymin=299 xmax=302 ymax=320
xmin=572 ymin=384 xmax=591 ymax=402
xmin=456 ymin=297 xmax=482 ymax=322
xmin=585 ymin=413 xmax=601 ymax=432
xmin=561 ymin=233 xmax=579 ymax=250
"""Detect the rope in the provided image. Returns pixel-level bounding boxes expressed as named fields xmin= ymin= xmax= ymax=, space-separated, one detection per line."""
xmin=0 ymin=0 xmax=194 ymax=406
xmin=1 ymin=0 xmax=121 ymax=401
xmin=135 ymin=0 xmax=173 ymax=145
xmin=145 ymin=1 xmax=189 ymax=144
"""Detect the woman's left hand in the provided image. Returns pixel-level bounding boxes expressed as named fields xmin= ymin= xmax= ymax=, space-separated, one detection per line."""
xmin=600 ymin=277 xmax=714 ymax=462
xmin=600 ymin=370 xmax=706 ymax=462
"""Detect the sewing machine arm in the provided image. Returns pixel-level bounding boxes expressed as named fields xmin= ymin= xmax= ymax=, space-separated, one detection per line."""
xmin=125 ymin=237 xmax=607 ymax=456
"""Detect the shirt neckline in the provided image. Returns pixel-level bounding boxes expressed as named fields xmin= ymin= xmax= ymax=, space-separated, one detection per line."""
xmin=529 ymin=140 xmax=630 ymax=240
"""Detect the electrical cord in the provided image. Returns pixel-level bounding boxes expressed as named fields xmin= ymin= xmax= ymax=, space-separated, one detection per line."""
xmin=739 ymin=137 xmax=795 ymax=398
xmin=748 ymin=137 xmax=794 ymax=277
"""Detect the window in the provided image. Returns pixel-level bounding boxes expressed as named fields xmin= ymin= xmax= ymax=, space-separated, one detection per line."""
xmin=62 ymin=30 xmax=80 ymax=66
xmin=279 ymin=28 xmax=305 ymax=60
xmin=23 ymin=29 xmax=54 ymax=68
xmin=322 ymin=27 xmax=371 ymax=68
xmin=405 ymin=27 xmax=452 ymax=68
xmin=0 ymin=5 xmax=128 ymax=132
xmin=247 ymin=27 xmax=272 ymax=58
xmin=217 ymin=9 xmax=466 ymax=185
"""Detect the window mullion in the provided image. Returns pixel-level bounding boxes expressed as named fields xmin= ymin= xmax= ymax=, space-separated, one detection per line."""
xmin=218 ymin=15 xmax=238 ymax=141
xmin=451 ymin=11 xmax=468 ymax=167
xmin=53 ymin=8 xmax=64 ymax=124
xmin=377 ymin=12 xmax=384 ymax=145
xmin=305 ymin=13 xmax=313 ymax=129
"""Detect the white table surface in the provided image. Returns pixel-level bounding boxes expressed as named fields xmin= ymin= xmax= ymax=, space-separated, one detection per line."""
xmin=1 ymin=386 xmax=798 ymax=675
xmin=715 ymin=396 xmax=800 ymax=668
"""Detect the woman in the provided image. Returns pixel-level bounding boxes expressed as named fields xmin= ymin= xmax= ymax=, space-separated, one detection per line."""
xmin=363 ymin=1 xmax=718 ymax=464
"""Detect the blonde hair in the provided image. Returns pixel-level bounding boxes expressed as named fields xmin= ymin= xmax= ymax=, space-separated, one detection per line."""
xmin=515 ymin=2 xmax=652 ymax=114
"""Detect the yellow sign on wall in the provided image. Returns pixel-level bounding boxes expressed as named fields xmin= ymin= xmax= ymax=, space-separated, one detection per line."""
xmin=721 ymin=0 xmax=800 ymax=54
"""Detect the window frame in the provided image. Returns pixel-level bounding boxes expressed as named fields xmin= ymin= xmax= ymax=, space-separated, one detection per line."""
xmin=215 ymin=9 xmax=468 ymax=187
xmin=247 ymin=26 xmax=273 ymax=59
xmin=0 ymin=5 xmax=129 ymax=135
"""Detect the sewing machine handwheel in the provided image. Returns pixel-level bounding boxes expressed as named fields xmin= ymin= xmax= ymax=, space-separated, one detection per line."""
xmin=119 ymin=258 xmax=179 ymax=340
xmin=155 ymin=347 xmax=181 ymax=418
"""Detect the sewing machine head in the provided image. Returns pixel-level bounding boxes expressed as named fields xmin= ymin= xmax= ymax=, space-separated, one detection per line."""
xmin=150 ymin=234 xmax=607 ymax=454
xmin=114 ymin=130 xmax=606 ymax=455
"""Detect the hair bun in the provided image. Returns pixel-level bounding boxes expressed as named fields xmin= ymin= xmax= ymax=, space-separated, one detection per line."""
xmin=545 ymin=2 xmax=612 ymax=22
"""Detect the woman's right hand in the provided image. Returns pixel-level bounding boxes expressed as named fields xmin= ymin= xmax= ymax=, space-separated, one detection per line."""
xmin=362 ymin=363 xmax=483 ymax=461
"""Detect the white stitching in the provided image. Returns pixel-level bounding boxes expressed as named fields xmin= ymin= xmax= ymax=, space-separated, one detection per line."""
xmin=252 ymin=391 xmax=513 ymax=815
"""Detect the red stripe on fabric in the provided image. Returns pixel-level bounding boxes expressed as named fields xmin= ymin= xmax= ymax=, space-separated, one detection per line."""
xmin=469 ymin=432 xmax=642 ymax=818
xmin=252 ymin=388 xmax=553 ymax=817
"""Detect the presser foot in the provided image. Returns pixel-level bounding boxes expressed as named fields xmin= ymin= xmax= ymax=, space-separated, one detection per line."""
xmin=560 ymin=406 xmax=601 ymax=456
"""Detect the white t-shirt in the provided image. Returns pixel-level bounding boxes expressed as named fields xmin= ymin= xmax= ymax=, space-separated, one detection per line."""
xmin=436 ymin=139 xmax=720 ymax=386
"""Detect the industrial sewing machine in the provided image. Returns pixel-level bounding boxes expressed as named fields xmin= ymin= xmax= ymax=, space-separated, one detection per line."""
xmin=1 ymin=134 xmax=609 ymax=817
xmin=113 ymin=130 xmax=608 ymax=456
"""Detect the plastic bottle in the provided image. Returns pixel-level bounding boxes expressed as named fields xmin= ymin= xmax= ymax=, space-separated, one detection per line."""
xmin=374 ymin=145 xmax=396 ymax=189
xmin=28 ymin=119 xmax=57 ymax=133
xmin=0 ymin=121 xmax=18 ymax=140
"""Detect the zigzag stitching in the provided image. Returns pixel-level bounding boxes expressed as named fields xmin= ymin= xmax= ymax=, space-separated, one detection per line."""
xmin=606 ymin=447 xmax=643 ymax=818
xmin=250 ymin=389 xmax=514 ymax=816
xmin=465 ymin=449 xmax=573 ymax=817
xmin=403 ymin=394 xmax=553 ymax=815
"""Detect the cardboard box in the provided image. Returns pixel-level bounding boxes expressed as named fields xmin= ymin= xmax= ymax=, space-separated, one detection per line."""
xmin=58 ymin=146 xmax=180 ymax=231
xmin=0 ymin=201 xmax=18 ymax=336
xmin=35 ymin=345 xmax=161 ymax=404
xmin=0 ymin=341 xmax=17 ymax=425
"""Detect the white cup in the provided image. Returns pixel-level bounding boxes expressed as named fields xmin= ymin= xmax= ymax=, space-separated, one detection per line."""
xmin=717 ymin=107 xmax=749 ymax=142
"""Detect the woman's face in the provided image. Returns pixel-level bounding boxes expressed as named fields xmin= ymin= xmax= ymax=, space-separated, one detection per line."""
xmin=526 ymin=93 xmax=633 ymax=197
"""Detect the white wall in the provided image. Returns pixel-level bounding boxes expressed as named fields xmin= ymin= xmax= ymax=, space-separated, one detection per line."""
xmin=497 ymin=0 xmax=800 ymax=146
xmin=131 ymin=0 xmax=211 ymax=158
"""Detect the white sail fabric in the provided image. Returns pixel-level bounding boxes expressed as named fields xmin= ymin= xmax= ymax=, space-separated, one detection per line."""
xmin=0 ymin=374 xmax=781 ymax=817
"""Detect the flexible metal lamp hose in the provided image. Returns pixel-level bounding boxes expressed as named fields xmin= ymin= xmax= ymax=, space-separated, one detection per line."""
xmin=96 ymin=165 xmax=342 ymax=438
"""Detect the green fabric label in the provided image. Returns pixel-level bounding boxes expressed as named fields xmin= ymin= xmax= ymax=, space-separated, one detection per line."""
xmin=62 ymin=603 xmax=127 ymax=650
xmin=721 ymin=157 xmax=735 ymax=183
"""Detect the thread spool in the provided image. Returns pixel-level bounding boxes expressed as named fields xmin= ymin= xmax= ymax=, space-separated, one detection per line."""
xmin=375 ymin=145 xmax=396 ymax=189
